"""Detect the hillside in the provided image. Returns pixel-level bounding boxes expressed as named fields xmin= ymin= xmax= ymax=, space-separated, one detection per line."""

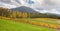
xmin=0 ymin=19 xmax=57 ymax=31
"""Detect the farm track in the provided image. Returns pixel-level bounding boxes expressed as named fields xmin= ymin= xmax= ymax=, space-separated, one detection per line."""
xmin=0 ymin=16 xmax=60 ymax=30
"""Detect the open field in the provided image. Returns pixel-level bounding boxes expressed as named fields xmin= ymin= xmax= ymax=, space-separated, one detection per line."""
xmin=25 ymin=18 xmax=60 ymax=25
xmin=0 ymin=16 xmax=60 ymax=25
xmin=0 ymin=19 xmax=58 ymax=31
xmin=0 ymin=16 xmax=60 ymax=31
xmin=13 ymin=18 xmax=60 ymax=26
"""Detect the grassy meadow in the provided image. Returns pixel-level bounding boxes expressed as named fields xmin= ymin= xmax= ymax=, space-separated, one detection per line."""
xmin=0 ymin=19 xmax=58 ymax=31
xmin=27 ymin=18 xmax=60 ymax=25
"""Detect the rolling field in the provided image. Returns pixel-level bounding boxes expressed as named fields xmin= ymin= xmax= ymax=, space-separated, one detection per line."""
xmin=0 ymin=19 xmax=58 ymax=31
xmin=26 ymin=18 xmax=60 ymax=25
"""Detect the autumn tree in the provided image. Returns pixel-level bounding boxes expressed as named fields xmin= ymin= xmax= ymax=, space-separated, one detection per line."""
xmin=0 ymin=7 xmax=11 ymax=17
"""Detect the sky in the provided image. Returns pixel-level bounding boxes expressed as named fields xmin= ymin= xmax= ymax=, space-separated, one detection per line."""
xmin=27 ymin=0 xmax=60 ymax=14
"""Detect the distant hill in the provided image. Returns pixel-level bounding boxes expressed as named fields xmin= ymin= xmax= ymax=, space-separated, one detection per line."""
xmin=10 ymin=6 xmax=39 ymax=13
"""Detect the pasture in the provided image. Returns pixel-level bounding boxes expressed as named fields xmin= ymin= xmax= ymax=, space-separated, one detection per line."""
xmin=0 ymin=19 xmax=58 ymax=31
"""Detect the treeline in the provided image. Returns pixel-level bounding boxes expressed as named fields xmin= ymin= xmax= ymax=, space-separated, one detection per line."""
xmin=0 ymin=7 xmax=29 ymax=18
xmin=0 ymin=7 xmax=60 ymax=19
xmin=30 ymin=13 xmax=60 ymax=19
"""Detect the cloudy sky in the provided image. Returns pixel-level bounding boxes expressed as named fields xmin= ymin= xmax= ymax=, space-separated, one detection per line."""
xmin=27 ymin=0 xmax=60 ymax=14
xmin=28 ymin=0 xmax=60 ymax=9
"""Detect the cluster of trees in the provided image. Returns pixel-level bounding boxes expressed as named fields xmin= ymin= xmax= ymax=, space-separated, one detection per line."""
xmin=11 ymin=11 xmax=29 ymax=18
xmin=0 ymin=7 xmax=60 ymax=19
xmin=0 ymin=7 xmax=30 ymax=18
xmin=0 ymin=7 xmax=11 ymax=17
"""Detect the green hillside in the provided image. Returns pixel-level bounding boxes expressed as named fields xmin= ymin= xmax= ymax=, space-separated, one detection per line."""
xmin=0 ymin=19 xmax=57 ymax=31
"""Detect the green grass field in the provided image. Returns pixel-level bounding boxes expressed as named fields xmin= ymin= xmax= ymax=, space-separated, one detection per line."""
xmin=0 ymin=19 xmax=58 ymax=31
